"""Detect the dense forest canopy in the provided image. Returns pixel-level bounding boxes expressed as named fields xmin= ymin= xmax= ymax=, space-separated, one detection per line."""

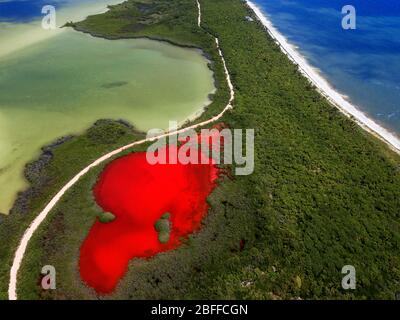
xmin=0 ymin=0 xmax=399 ymax=300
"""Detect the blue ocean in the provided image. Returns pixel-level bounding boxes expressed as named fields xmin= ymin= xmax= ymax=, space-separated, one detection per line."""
xmin=0 ymin=0 xmax=68 ymax=22
xmin=2 ymin=0 xmax=400 ymax=134
xmin=252 ymin=0 xmax=400 ymax=134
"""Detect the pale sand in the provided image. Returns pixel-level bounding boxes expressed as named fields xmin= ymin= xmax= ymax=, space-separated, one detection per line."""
xmin=247 ymin=0 xmax=400 ymax=154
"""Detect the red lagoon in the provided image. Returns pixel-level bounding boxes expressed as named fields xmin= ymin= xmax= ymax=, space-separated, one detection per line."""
xmin=79 ymin=145 xmax=219 ymax=294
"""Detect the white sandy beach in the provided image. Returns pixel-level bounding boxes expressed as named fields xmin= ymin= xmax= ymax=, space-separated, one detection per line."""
xmin=246 ymin=0 xmax=400 ymax=154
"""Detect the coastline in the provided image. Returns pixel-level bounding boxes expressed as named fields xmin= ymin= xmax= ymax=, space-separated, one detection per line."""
xmin=7 ymin=0 xmax=234 ymax=299
xmin=70 ymin=28 xmax=219 ymax=129
xmin=246 ymin=0 xmax=400 ymax=154
xmin=0 ymin=0 xmax=216 ymax=215
xmin=5 ymin=0 xmax=400 ymax=301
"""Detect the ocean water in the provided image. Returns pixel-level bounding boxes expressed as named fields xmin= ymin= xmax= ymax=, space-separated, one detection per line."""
xmin=0 ymin=0 xmax=107 ymax=22
xmin=0 ymin=0 xmax=64 ymax=22
xmin=252 ymin=0 xmax=400 ymax=134
xmin=0 ymin=0 xmax=215 ymax=213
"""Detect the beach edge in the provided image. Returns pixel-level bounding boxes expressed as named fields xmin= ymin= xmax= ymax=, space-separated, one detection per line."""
xmin=246 ymin=0 xmax=400 ymax=154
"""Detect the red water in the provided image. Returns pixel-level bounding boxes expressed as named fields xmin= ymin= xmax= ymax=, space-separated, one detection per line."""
xmin=79 ymin=144 xmax=219 ymax=294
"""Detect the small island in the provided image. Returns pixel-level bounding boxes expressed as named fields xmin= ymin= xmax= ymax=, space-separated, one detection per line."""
xmin=154 ymin=213 xmax=171 ymax=244
xmin=97 ymin=212 xmax=116 ymax=224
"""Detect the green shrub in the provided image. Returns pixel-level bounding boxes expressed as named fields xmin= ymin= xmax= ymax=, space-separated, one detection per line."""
xmin=155 ymin=213 xmax=171 ymax=244
xmin=98 ymin=212 xmax=116 ymax=224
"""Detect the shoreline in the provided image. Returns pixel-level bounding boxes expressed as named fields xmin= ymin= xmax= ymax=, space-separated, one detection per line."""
xmin=6 ymin=0 xmax=400 ymax=301
xmin=8 ymin=0 xmax=234 ymax=300
xmin=246 ymin=0 xmax=400 ymax=154
xmin=71 ymin=28 xmax=219 ymax=129
xmin=0 ymin=0 xmax=216 ymax=215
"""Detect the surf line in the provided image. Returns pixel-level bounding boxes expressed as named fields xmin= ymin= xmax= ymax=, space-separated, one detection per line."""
xmin=246 ymin=0 xmax=400 ymax=154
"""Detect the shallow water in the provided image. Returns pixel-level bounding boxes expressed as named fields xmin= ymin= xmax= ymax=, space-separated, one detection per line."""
xmin=0 ymin=4 xmax=215 ymax=214
xmin=0 ymin=0 xmax=125 ymax=59
xmin=81 ymin=144 xmax=219 ymax=294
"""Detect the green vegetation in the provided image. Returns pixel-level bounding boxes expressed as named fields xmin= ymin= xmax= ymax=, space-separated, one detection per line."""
xmin=155 ymin=213 xmax=171 ymax=244
xmin=1 ymin=0 xmax=400 ymax=300
xmin=0 ymin=119 xmax=145 ymax=299
xmin=62 ymin=21 xmax=76 ymax=28
xmin=73 ymin=0 xmax=203 ymax=46
xmin=98 ymin=212 xmax=116 ymax=224
xmin=72 ymin=0 xmax=230 ymax=124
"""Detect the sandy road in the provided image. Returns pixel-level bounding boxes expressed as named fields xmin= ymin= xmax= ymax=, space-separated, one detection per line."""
xmin=8 ymin=0 xmax=234 ymax=300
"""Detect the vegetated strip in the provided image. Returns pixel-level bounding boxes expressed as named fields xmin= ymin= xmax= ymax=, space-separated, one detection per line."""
xmin=8 ymin=0 xmax=234 ymax=300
